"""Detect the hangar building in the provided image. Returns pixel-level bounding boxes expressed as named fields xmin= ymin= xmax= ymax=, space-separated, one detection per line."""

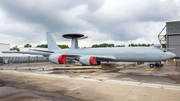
xmin=158 ymin=21 xmax=180 ymax=59
xmin=166 ymin=21 xmax=180 ymax=58
xmin=0 ymin=43 xmax=11 ymax=56
xmin=0 ymin=43 xmax=48 ymax=63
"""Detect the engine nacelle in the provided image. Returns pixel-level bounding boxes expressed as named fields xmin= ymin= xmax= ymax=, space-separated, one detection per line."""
xmin=49 ymin=54 xmax=67 ymax=64
xmin=79 ymin=56 xmax=96 ymax=65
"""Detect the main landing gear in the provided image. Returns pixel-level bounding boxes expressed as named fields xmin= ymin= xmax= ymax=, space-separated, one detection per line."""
xmin=137 ymin=62 xmax=144 ymax=65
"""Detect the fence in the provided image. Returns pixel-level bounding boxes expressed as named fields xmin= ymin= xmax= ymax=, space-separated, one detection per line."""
xmin=0 ymin=56 xmax=49 ymax=63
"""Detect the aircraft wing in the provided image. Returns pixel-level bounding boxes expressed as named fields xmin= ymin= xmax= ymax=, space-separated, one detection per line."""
xmin=64 ymin=54 xmax=116 ymax=61
xmin=94 ymin=55 xmax=116 ymax=61
xmin=64 ymin=54 xmax=80 ymax=57
xmin=2 ymin=51 xmax=50 ymax=56
xmin=2 ymin=50 xmax=116 ymax=61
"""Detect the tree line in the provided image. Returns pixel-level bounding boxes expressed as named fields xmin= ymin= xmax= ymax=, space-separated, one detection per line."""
xmin=91 ymin=43 xmax=156 ymax=48
xmin=36 ymin=44 xmax=69 ymax=49
xmin=128 ymin=43 xmax=155 ymax=47
xmin=10 ymin=43 xmax=158 ymax=51
xmin=10 ymin=44 xmax=69 ymax=51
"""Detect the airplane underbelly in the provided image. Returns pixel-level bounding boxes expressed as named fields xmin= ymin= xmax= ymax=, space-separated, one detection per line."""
xmin=116 ymin=53 xmax=160 ymax=62
xmin=116 ymin=54 xmax=144 ymax=61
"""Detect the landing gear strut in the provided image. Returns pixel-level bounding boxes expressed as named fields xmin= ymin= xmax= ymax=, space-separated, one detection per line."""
xmin=137 ymin=62 xmax=144 ymax=65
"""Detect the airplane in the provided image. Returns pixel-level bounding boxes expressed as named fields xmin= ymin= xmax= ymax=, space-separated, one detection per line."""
xmin=3 ymin=32 xmax=176 ymax=67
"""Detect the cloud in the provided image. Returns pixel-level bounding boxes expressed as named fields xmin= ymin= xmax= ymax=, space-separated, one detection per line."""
xmin=0 ymin=0 xmax=179 ymax=48
xmin=0 ymin=0 xmax=104 ymax=31
xmin=80 ymin=0 xmax=180 ymax=41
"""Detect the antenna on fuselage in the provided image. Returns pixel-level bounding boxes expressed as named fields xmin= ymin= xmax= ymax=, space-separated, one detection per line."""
xmin=62 ymin=34 xmax=88 ymax=49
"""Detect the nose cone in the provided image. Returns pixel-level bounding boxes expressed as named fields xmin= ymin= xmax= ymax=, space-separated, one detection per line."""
xmin=166 ymin=52 xmax=176 ymax=59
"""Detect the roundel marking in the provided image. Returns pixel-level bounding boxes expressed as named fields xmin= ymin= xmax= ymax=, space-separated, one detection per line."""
xmin=96 ymin=51 xmax=99 ymax=55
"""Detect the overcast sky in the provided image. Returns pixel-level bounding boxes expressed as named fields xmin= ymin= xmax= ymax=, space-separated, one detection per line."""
xmin=0 ymin=0 xmax=179 ymax=48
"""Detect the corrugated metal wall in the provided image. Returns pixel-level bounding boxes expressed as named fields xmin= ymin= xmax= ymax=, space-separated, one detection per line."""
xmin=166 ymin=21 xmax=180 ymax=34
xmin=168 ymin=35 xmax=180 ymax=57
xmin=1 ymin=56 xmax=49 ymax=63
xmin=166 ymin=21 xmax=180 ymax=58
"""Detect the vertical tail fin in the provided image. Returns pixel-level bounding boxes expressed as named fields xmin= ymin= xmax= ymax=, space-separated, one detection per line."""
xmin=46 ymin=32 xmax=61 ymax=50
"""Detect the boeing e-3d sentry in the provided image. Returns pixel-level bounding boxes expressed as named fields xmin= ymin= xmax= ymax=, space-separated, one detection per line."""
xmin=3 ymin=32 xmax=176 ymax=67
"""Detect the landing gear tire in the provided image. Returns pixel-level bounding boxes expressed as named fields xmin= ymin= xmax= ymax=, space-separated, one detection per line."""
xmin=150 ymin=64 xmax=154 ymax=68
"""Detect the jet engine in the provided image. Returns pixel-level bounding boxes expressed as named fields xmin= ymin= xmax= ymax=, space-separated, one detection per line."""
xmin=79 ymin=56 xmax=96 ymax=65
xmin=49 ymin=54 xmax=67 ymax=64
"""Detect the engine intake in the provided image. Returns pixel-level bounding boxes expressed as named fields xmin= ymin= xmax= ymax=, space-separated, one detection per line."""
xmin=49 ymin=54 xmax=66 ymax=64
xmin=79 ymin=56 xmax=96 ymax=65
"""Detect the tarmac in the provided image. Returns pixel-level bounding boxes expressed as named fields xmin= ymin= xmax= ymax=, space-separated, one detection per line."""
xmin=0 ymin=62 xmax=180 ymax=101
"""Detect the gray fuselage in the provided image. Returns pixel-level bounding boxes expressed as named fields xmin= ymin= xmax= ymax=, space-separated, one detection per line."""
xmin=52 ymin=47 xmax=175 ymax=62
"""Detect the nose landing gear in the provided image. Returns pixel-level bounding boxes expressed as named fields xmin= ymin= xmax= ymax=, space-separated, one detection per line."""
xmin=150 ymin=62 xmax=164 ymax=68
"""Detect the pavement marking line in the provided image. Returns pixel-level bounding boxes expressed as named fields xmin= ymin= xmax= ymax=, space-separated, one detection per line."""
xmin=57 ymin=75 xmax=71 ymax=79
xmin=120 ymin=81 xmax=140 ymax=86
xmin=163 ymin=87 xmax=180 ymax=91
xmin=83 ymin=79 xmax=97 ymax=81
xmin=163 ymin=85 xmax=180 ymax=91
xmin=68 ymin=86 xmax=81 ymax=91
xmin=140 ymin=83 xmax=162 ymax=88
xmin=103 ymin=80 xmax=121 ymax=84
xmin=71 ymin=77 xmax=83 ymax=79
xmin=138 ymin=82 xmax=143 ymax=86
xmin=89 ymin=79 xmax=101 ymax=82
xmin=74 ymin=77 xmax=101 ymax=82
